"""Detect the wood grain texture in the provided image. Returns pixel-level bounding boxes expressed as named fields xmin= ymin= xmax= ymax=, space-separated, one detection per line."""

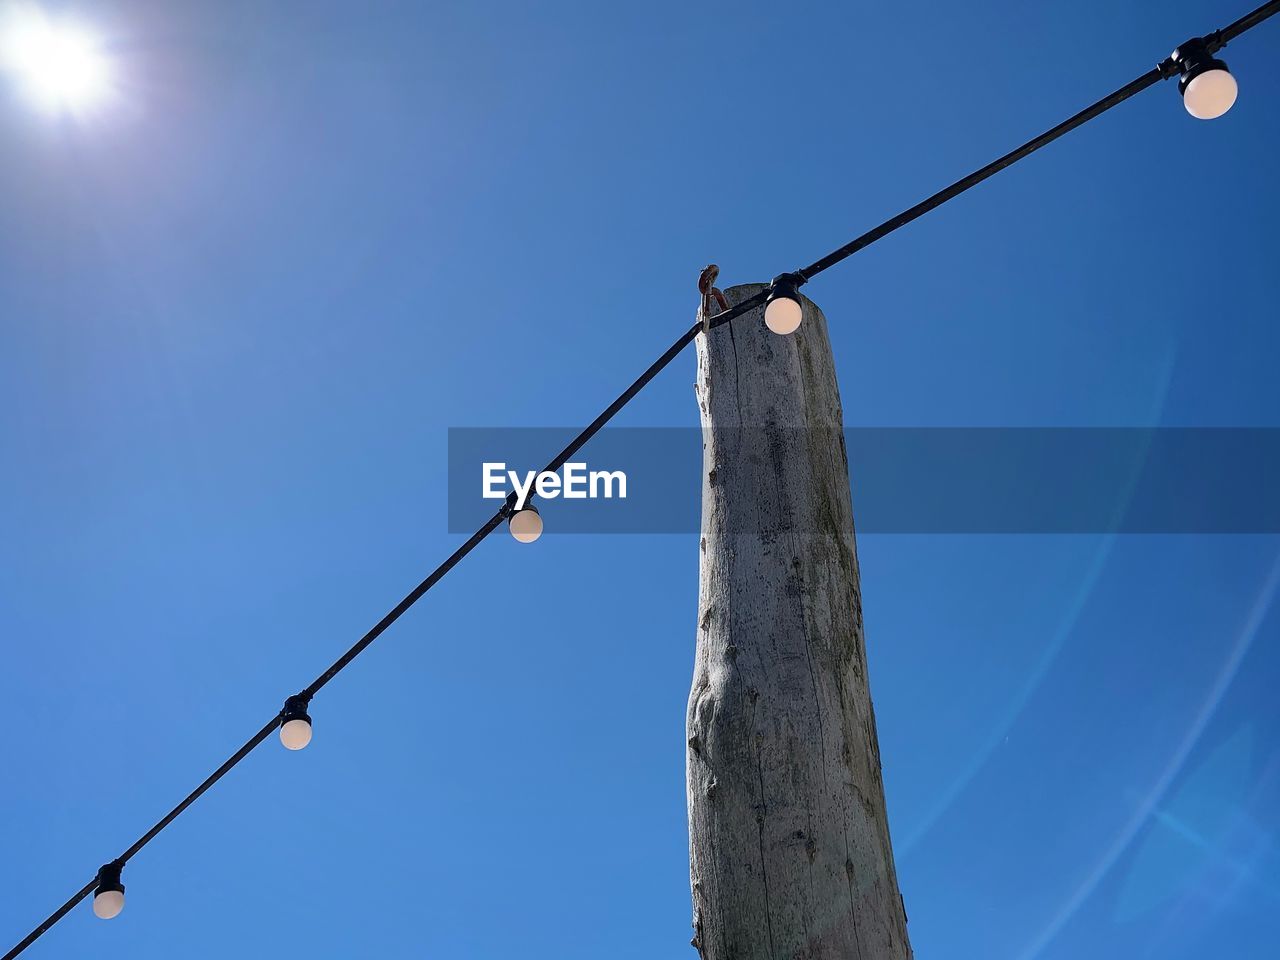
xmin=687 ymin=285 xmax=911 ymax=960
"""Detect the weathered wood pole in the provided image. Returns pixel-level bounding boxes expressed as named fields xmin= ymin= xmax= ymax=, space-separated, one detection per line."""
xmin=687 ymin=284 xmax=912 ymax=960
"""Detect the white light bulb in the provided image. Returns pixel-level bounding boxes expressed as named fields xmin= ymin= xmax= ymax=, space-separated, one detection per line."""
xmin=765 ymin=297 xmax=803 ymax=335
xmin=93 ymin=890 xmax=124 ymax=920
xmin=279 ymin=718 xmax=312 ymax=750
xmin=1183 ymin=68 xmax=1237 ymax=120
xmin=509 ymin=507 xmax=543 ymax=543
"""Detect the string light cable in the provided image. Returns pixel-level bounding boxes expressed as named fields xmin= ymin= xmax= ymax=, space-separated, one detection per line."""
xmin=4 ymin=2 xmax=1278 ymax=957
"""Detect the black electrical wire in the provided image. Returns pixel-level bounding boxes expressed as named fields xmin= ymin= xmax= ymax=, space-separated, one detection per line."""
xmin=5 ymin=3 xmax=1278 ymax=957
xmin=795 ymin=69 xmax=1166 ymax=281
xmin=796 ymin=0 xmax=1280 ymax=284
xmin=0 ymin=507 xmax=511 ymax=960
xmin=302 ymin=507 xmax=509 ymax=698
xmin=1221 ymin=0 xmax=1280 ymax=41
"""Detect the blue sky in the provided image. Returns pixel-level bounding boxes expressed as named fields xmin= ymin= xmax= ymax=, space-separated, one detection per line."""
xmin=2 ymin=1 xmax=1278 ymax=958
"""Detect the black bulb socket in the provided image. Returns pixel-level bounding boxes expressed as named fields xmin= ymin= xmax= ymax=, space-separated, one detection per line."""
xmin=1172 ymin=37 xmax=1231 ymax=98
xmin=281 ymin=694 xmax=311 ymax=727
xmin=766 ymin=273 xmax=805 ymax=308
xmin=95 ymin=860 xmax=124 ymax=897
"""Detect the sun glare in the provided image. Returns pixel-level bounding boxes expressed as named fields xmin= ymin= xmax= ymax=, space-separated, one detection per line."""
xmin=1 ymin=5 xmax=113 ymax=115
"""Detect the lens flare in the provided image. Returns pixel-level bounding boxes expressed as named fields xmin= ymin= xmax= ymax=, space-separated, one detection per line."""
xmin=1 ymin=6 xmax=114 ymax=115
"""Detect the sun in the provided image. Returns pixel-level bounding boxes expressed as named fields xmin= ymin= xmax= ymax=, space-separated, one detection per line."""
xmin=1 ymin=5 xmax=114 ymax=115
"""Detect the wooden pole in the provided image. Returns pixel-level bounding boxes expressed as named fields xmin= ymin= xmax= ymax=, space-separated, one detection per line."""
xmin=687 ymin=284 xmax=912 ymax=960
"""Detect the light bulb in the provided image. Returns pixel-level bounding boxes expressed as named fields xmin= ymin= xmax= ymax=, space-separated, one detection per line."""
xmin=280 ymin=718 xmax=312 ymax=750
xmin=1182 ymin=67 xmax=1237 ymax=119
xmin=92 ymin=889 xmax=124 ymax=919
xmin=279 ymin=694 xmax=312 ymax=750
xmin=764 ymin=298 xmax=803 ymax=335
xmin=92 ymin=861 xmax=125 ymax=919
xmin=1172 ymin=39 xmax=1237 ymax=121
xmin=508 ymin=504 xmax=543 ymax=543
xmin=764 ymin=273 xmax=804 ymax=335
